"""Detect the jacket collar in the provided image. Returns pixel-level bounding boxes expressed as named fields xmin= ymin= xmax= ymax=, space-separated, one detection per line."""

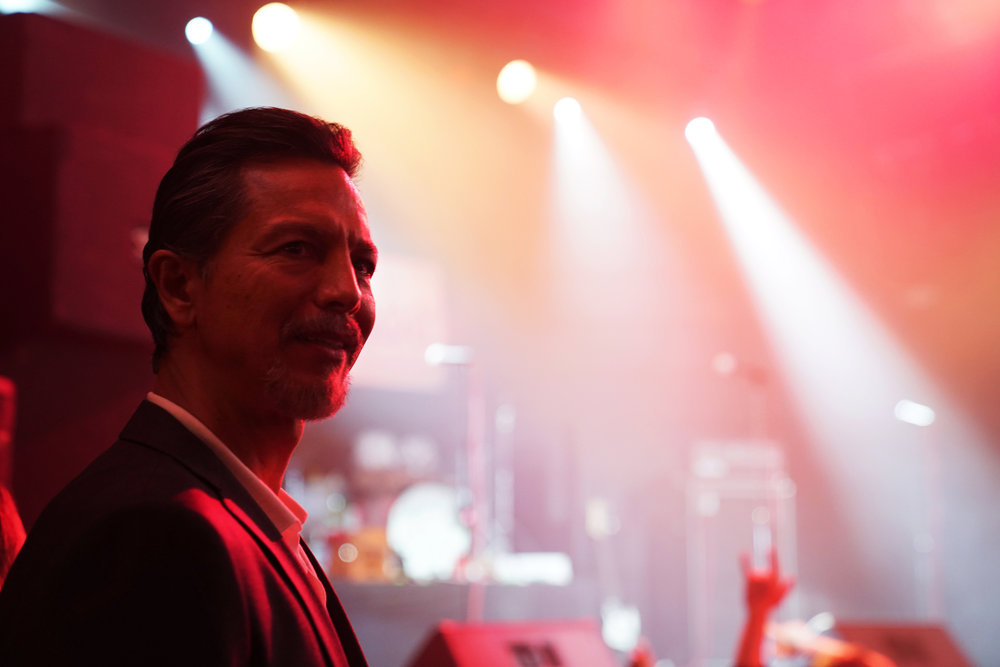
xmin=118 ymin=400 xmax=355 ymax=667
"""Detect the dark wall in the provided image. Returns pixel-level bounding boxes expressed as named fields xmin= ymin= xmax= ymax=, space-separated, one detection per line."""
xmin=0 ymin=334 xmax=151 ymax=527
xmin=0 ymin=12 xmax=202 ymax=525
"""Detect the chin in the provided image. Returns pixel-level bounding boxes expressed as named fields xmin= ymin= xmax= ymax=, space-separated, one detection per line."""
xmin=265 ymin=368 xmax=350 ymax=421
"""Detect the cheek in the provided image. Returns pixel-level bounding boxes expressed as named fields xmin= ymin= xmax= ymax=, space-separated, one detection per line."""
xmin=212 ymin=289 xmax=287 ymax=345
xmin=222 ymin=272 xmax=289 ymax=320
xmin=227 ymin=275 xmax=260 ymax=309
xmin=206 ymin=271 xmax=255 ymax=314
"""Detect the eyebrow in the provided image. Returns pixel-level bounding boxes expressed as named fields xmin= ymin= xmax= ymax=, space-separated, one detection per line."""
xmin=259 ymin=220 xmax=377 ymax=252
xmin=258 ymin=220 xmax=329 ymax=243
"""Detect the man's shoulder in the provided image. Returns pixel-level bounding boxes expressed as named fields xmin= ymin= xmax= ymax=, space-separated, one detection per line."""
xmin=21 ymin=401 xmax=246 ymax=557
xmin=19 ymin=441 xmax=233 ymax=563
xmin=57 ymin=400 xmax=235 ymax=508
xmin=0 ymin=435 xmax=265 ymax=615
xmin=46 ymin=427 xmax=216 ymax=521
xmin=0 ymin=469 xmax=257 ymax=666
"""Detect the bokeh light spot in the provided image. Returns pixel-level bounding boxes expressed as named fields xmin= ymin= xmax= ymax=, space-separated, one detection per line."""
xmin=185 ymin=17 xmax=213 ymax=45
xmin=496 ymin=59 xmax=537 ymax=105
xmin=252 ymin=2 xmax=300 ymax=53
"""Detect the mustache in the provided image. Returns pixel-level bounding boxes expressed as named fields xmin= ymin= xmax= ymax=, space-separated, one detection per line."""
xmin=281 ymin=315 xmax=362 ymax=350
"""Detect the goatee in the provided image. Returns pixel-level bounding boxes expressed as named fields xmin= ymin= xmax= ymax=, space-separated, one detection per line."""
xmin=264 ymin=365 xmax=350 ymax=421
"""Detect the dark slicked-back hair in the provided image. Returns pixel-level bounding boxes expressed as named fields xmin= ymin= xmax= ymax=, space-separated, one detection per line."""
xmin=142 ymin=107 xmax=362 ymax=372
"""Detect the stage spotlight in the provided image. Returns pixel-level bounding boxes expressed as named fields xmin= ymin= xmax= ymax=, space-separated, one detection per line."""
xmin=0 ymin=0 xmax=43 ymax=12
xmin=190 ymin=27 xmax=299 ymax=124
xmin=553 ymin=97 xmax=582 ymax=122
xmin=185 ymin=17 xmax=213 ymax=45
xmin=684 ymin=116 xmax=716 ymax=144
xmin=252 ymin=2 xmax=300 ymax=53
xmin=496 ymin=59 xmax=536 ymax=105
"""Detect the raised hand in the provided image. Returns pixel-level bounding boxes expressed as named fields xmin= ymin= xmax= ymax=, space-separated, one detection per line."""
xmin=735 ymin=548 xmax=795 ymax=667
xmin=741 ymin=548 xmax=795 ymax=615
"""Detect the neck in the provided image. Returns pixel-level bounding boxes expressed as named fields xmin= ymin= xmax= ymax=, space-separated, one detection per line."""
xmin=153 ymin=362 xmax=303 ymax=495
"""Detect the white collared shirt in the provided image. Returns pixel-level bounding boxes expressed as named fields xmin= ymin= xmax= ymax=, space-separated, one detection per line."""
xmin=146 ymin=392 xmax=327 ymax=605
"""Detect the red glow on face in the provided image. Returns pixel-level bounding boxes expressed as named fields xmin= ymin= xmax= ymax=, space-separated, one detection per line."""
xmin=190 ymin=160 xmax=375 ymax=421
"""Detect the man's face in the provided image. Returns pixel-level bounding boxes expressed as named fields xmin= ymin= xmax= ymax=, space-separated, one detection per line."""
xmin=191 ymin=159 xmax=376 ymax=421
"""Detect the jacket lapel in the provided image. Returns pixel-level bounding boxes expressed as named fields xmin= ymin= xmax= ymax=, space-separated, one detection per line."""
xmin=220 ymin=497 xmax=351 ymax=667
xmin=301 ymin=540 xmax=368 ymax=667
xmin=118 ymin=401 xmax=350 ymax=667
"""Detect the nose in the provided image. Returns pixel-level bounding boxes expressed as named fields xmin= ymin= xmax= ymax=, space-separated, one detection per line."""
xmin=316 ymin=250 xmax=362 ymax=314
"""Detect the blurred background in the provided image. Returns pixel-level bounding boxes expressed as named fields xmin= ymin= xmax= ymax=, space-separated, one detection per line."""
xmin=1 ymin=0 xmax=998 ymax=665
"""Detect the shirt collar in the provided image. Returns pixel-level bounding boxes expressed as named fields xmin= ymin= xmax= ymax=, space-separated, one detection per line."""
xmin=146 ymin=392 xmax=307 ymax=550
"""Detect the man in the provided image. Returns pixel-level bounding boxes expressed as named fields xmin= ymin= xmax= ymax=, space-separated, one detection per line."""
xmin=0 ymin=107 xmax=376 ymax=666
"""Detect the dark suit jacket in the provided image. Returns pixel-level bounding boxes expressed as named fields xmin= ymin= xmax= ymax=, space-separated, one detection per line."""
xmin=0 ymin=401 xmax=368 ymax=667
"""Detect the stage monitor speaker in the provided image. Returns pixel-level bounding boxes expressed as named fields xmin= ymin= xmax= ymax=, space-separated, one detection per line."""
xmin=406 ymin=618 xmax=619 ymax=667
xmin=835 ymin=621 xmax=971 ymax=667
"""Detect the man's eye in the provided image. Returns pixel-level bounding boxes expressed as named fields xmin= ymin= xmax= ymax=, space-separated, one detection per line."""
xmin=279 ymin=241 xmax=311 ymax=256
xmin=354 ymin=259 xmax=376 ymax=278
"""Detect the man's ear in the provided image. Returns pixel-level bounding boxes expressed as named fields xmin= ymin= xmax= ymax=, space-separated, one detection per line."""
xmin=146 ymin=249 xmax=202 ymax=331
